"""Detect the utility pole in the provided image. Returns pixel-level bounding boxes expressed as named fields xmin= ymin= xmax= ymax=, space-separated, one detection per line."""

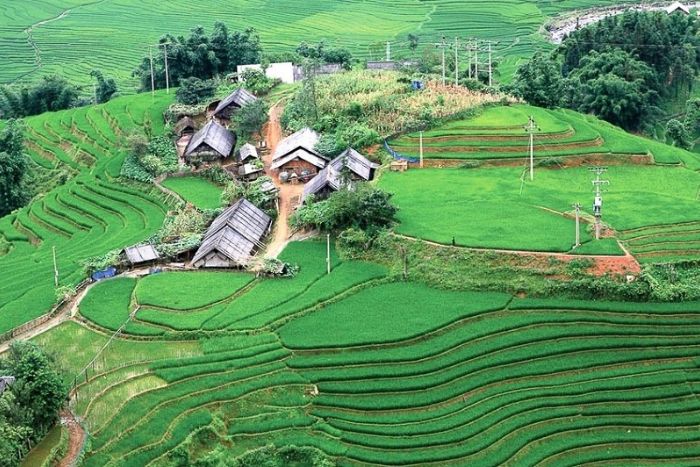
xmin=572 ymin=202 xmax=581 ymax=248
xmin=163 ymin=43 xmax=170 ymax=94
xmin=326 ymin=233 xmax=331 ymax=274
xmin=435 ymin=36 xmax=448 ymax=85
xmin=474 ymin=39 xmax=479 ymax=81
xmin=524 ymin=116 xmax=539 ymax=181
xmin=386 ymin=41 xmax=391 ymax=61
xmin=52 ymin=246 xmax=58 ymax=288
xmin=590 ymin=167 xmax=610 ymax=240
xmin=419 ymin=130 xmax=424 ymax=168
xmin=454 ymin=36 xmax=459 ymax=86
xmin=487 ymin=40 xmax=493 ymax=87
xmin=466 ymin=40 xmax=473 ymax=80
xmin=148 ymin=45 xmax=155 ymax=97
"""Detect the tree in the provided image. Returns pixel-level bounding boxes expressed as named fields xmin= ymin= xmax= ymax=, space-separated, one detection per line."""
xmin=407 ymin=34 xmax=419 ymax=57
xmin=666 ymin=119 xmax=692 ymax=149
xmin=90 ymin=69 xmax=118 ymax=103
xmin=0 ymin=120 xmax=29 ymax=216
xmin=175 ymin=77 xmax=216 ymax=105
xmin=233 ymin=99 xmax=268 ymax=139
xmin=568 ymin=50 xmax=659 ymax=130
xmin=291 ymin=185 xmax=397 ymax=233
xmin=512 ymin=52 xmax=564 ymax=108
xmin=0 ymin=76 xmax=77 ymax=118
xmin=684 ymin=98 xmax=700 ymax=135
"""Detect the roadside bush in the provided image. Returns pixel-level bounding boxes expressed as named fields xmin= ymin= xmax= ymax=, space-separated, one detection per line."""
xmin=176 ymin=77 xmax=216 ymax=105
xmin=121 ymin=135 xmax=178 ymax=182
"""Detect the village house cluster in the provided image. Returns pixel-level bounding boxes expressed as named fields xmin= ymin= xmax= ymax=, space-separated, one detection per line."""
xmin=123 ymin=87 xmax=380 ymax=270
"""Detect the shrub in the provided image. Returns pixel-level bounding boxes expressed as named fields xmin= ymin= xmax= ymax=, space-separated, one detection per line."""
xmin=176 ymin=78 xmax=217 ymax=105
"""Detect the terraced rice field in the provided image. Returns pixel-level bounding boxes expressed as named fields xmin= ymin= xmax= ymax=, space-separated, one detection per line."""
xmin=160 ymin=176 xmax=223 ymax=210
xmin=389 ymin=104 xmax=700 ymax=166
xmin=32 ymin=239 xmax=700 ymax=465
xmin=0 ymin=91 xmax=174 ymax=333
xmin=1 ymin=1 xmax=625 ymax=89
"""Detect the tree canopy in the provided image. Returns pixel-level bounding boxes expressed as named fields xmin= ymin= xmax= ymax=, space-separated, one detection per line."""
xmin=0 ymin=75 xmax=78 ymax=118
xmin=134 ymin=23 xmax=262 ymax=91
xmin=0 ymin=120 xmax=30 ymax=216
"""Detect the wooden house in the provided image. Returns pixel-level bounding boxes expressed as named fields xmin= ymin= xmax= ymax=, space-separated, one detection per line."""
xmin=124 ymin=244 xmax=160 ymax=266
xmin=301 ymin=148 xmax=379 ymax=202
xmin=211 ymin=88 xmax=257 ymax=119
xmin=184 ymin=121 xmax=236 ymax=164
xmin=237 ymin=143 xmax=259 ymax=164
xmin=192 ymin=198 xmax=271 ymax=268
xmin=174 ymin=116 xmax=196 ymax=137
xmin=271 ymin=128 xmax=327 ymax=179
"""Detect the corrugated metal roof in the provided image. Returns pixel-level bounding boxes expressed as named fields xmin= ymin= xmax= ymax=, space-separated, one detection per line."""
xmin=271 ymin=147 xmax=328 ymax=170
xmin=301 ymin=148 xmax=378 ymax=202
xmin=272 ymin=127 xmax=320 ymax=161
xmin=0 ymin=376 xmax=15 ymax=395
xmin=328 ymin=148 xmax=379 ymax=181
xmin=238 ymin=143 xmax=259 ymax=162
xmin=213 ymin=88 xmax=258 ymax=116
xmin=124 ymin=244 xmax=160 ymax=264
xmin=185 ymin=120 xmax=236 ymax=158
xmin=192 ymin=198 xmax=271 ymax=266
xmin=239 ymin=163 xmax=263 ymax=176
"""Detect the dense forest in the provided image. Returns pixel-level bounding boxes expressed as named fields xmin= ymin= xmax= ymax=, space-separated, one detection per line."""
xmin=513 ymin=11 xmax=700 ymax=132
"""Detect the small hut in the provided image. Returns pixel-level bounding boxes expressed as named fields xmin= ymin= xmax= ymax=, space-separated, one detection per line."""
xmin=184 ymin=121 xmax=236 ymax=164
xmin=211 ymin=88 xmax=258 ymax=119
xmin=124 ymin=244 xmax=160 ymax=266
xmin=192 ymin=198 xmax=271 ymax=268
xmin=0 ymin=376 xmax=15 ymax=395
xmin=237 ymin=143 xmax=259 ymax=164
xmin=238 ymin=163 xmax=264 ymax=181
xmin=301 ymin=148 xmax=379 ymax=202
xmin=390 ymin=160 xmax=408 ymax=172
xmin=271 ymin=128 xmax=327 ymax=179
xmin=174 ymin=116 xmax=196 ymax=137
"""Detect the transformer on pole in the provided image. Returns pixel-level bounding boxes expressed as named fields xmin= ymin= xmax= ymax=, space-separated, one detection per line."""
xmin=589 ymin=167 xmax=610 ymax=240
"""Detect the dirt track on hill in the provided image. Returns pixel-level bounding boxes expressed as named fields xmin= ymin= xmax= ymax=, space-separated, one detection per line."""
xmin=262 ymin=103 xmax=303 ymax=259
xmin=58 ymin=410 xmax=85 ymax=467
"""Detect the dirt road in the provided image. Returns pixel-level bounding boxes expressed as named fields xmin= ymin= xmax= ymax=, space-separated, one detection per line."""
xmin=262 ymin=103 xmax=303 ymax=258
xmin=58 ymin=410 xmax=85 ymax=467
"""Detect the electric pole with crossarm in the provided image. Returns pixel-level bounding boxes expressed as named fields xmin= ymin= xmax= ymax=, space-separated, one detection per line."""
xmin=572 ymin=202 xmax=581 ymax=248
xmin=435 ymin=36 xmax=448 ymax=85
xmin=590 ymin=167 xmax=610 ymax=240
xmin=524 ymin=116 xmax=540 ymax=181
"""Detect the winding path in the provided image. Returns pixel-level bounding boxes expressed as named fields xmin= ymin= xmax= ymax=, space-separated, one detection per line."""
xmin=262 ymin=103 xmax=304 ymax=259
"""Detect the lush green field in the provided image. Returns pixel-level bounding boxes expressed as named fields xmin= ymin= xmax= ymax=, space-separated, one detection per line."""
xmin=1 ymin=1 xmax=626 ymax=89
xmin=379 ymin=165 xmax=700 ymax=259
xmin=389 ymin=104 xmax=700 ymax=166
xmin=30 ymin=243 xmax=700 ymax=465
xmin=161 ymin=176 xmax=223 ymax=210
xmin=0 ymin=90 xmax=173 ymax=334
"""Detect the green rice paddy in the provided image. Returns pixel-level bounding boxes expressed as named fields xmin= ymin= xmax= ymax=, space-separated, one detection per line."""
xmin=160 ymin=176 xmax=223 ymax=210
xmin=1 ymin=1 xmax=626 ymax=89
xmin=29 ymin=238 xmax=700 ymax=465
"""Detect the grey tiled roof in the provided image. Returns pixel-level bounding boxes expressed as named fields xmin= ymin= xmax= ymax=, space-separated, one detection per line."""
xmin=124 ymin=244 xmax=160 ymax=264
xmin=213 ymin=88 xmax=258 ymax=116
xmin=272 ymin=128 xmax=320 ymax=161
xmin=192 ymin=198 xmax=271 ymax=266
xmin=301 ymin=148 xmax=378 ymax=201
xmin=185 ymin=120 xmax=236 ymax=158
xmin=238 ymin=143 xmax=259 ymax=163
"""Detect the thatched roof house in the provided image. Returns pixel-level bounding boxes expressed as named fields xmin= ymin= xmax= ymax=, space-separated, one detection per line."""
xmin=184 ymin=121 xmax=236 ymax=163
xmin=174 ymin=116 xmax=196 ymax=136
xmin=237 ymin=143 xmax=259 ymax=164
xmin=271 ymin=128 xmax=327 ymax=177
xmin=212 ymin=88 xmax=258 ymax=119
xmin=124 ymin=244 xmax=160 ymax=265
xmin=301 ymin=148 xmax=379 ymax=202
xmin=192 ymin=198 xmax=271 ymax=268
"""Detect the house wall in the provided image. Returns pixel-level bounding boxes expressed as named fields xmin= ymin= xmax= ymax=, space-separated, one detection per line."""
xmin=187 ymin=145 xmax=226 ymax=164
xmin=277 ymin=158 xmax=320 ymax=177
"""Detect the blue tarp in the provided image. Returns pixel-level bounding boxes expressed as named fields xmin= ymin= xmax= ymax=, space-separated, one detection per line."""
xmin=91 ymin=267 xmax=117 ymax=281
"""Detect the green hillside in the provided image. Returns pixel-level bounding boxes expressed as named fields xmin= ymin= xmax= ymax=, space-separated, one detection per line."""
xmin=1 ymin=0 xmax=623 ymax=89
